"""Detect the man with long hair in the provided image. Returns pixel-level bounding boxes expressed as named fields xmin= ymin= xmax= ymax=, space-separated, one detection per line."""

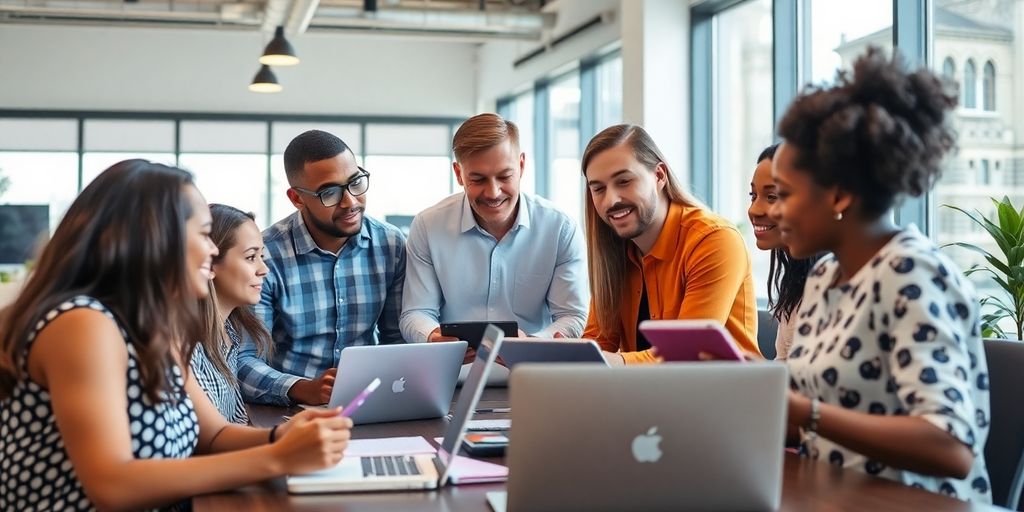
xmin=581 ymin=124 xmax=759 ymax=364
xmin=401 ymin=113 xmax=588 ymax=346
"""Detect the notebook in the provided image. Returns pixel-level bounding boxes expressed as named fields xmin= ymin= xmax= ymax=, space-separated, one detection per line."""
xmin=286 ymin=325 xmax=508 ymax=493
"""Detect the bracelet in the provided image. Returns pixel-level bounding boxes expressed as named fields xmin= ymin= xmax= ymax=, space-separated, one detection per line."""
xmin=806 ymin=397 xmax=821 ymax=434
xmin=269 ymin=424 xmax=280 ymax=444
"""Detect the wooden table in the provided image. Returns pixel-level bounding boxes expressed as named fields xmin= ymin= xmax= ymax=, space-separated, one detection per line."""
xmin=194 ymin=388 xmax=1007 ymax=512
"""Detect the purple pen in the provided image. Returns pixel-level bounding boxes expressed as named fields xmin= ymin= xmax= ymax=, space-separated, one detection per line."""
xmin=340 ymin=377 xmax=381 ymax=417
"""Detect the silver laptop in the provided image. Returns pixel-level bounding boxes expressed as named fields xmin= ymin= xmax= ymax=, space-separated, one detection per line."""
xmin=287 ymin=326 xmax=505 ymax=493
xmin=490 ymin=362 xmax=788 ymax=512
xmin=498 ymin=338 xmax=607 ymax=369
xmin=325 ymin=341 xmax=467 ymax=425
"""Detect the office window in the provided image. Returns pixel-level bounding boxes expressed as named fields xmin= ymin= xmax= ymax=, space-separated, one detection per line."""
xmin=931 ymin=0 xmax=1021 ymax=299
xmin=712 ymin=0 xmax=774 ymax=301
xmin=269 ymin=122 xmax=362 ymax=226
xmin=942 ymin=56 xmax=956 ymax=80
xmin=964 ymin=59 xmax=977 ymax=109
xmin=504 ymin=92 xmax=537 ymax=196
xmin=0 ymin=119 xmax=79 ymax=235
xmin=179 ymin=121 xmax=270 ymax=226
xmin=548 ymin=72 xmax=583 ymax=228
xmin=983 ymin=60 xmax=996 ymax=111
xmin=595 ymin=54 xmax=623 ymax=130
xmin=808 ymin=0 xmax=892 ymax=83
xmin=82 ymin=120 xmax=176 ymax=186
xmin=363 ymin=124 xmax=452 ymax=229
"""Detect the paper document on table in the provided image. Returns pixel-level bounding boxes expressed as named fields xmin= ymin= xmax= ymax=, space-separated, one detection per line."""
xmin=344 ymin=436 xmax=435 ymax=457
xmin=465 ymin=419 xmax=510 ymax=431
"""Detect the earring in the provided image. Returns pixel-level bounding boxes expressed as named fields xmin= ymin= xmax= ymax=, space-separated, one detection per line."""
xmin=834 ymin=211 xmax=844 ymax=221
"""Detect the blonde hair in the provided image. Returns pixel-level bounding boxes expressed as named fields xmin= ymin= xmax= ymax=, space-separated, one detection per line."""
xmin=452 ymin=113 xmax=520 ymax=163
xmin=580 ymin=124 xmax=704 ymax=341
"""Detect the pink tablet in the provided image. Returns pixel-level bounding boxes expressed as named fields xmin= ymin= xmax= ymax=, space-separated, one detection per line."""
xmin=638 ymin=319 xmax=744 ymax=362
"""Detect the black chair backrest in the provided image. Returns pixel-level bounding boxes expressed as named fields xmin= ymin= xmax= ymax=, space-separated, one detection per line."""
xmin=757 ymin=309 xmax=779 ymax=360
xmin=983 ymin=338 xmax=1024 ymax=510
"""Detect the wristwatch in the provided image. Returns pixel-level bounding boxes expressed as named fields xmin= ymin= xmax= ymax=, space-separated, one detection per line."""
xmin=805 ymin=397 xmax=821 ymax=434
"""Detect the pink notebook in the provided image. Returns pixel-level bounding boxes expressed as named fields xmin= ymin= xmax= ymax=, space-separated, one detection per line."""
xmin=434 ymin=437 xmax=508 ymax=484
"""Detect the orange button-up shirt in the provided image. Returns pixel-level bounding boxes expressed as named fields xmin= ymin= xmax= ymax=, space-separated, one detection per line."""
xmin=583 ymin=202 xmax=759 ymax=364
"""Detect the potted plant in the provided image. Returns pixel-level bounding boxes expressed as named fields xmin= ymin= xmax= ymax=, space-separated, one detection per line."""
xmin=944 ymin=196 xmax=1024 ymax=340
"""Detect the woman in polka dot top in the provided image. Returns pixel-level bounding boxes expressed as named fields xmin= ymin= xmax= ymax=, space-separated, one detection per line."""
xmin=770 ymin=47 xmax=991 ymax=503
xmin=0 ymin=160 xmax=353 ymax=511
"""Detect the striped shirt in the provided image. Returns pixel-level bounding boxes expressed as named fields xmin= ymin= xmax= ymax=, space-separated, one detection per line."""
xmin=238 ymin=211 xmax=406 ymax=405
xmin=189 ymin=322 xmax=249 ymax=424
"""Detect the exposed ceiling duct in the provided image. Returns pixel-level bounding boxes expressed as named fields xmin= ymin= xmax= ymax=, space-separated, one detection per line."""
xmin=0 ymin=0 xmax=555 ymax=41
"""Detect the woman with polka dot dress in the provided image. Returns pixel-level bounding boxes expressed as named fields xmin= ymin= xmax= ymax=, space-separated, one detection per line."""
xmin=0 ymin=160 xmax=353 ymax=511
xmin=771 ymin=47 xmax=991 ymax=503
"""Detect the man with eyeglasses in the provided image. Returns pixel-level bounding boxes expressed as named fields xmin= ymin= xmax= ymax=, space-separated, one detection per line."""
xmin=238 ymin=129 xmax=406 ymax=406
xmin=400 ymin=113 xmax=589 ymax=351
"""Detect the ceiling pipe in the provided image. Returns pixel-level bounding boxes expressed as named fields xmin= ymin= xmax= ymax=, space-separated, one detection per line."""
xmin=285 ymin=0 xmax=320 ymax=34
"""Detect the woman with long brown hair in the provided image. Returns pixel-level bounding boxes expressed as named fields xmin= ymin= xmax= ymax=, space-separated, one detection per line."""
xmin=0 ymin=160 xmax=351 ymax=510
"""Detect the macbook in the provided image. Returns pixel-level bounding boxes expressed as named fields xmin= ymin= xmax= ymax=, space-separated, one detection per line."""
xmin=287 ymin=325 xmax=506 ymax=493
xmin=491 ymin=362 xmax=788 ymax=511
xmin=325 ymin=341 xmax=467 ymax=425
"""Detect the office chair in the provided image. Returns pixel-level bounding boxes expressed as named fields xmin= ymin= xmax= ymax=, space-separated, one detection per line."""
xmin=757 ymin=309 xmax=779 ymax=360
xmin=983 ymin=338 xmax=1024 ymax=510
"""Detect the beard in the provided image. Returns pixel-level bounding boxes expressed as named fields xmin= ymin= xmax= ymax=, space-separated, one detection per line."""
xmin=606 ymin=188 xmax=659 ymax=240
xmin=306 ymin=207 xmax=363 ymax=239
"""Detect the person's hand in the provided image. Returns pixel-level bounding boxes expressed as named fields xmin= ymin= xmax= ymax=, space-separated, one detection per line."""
xmin=462 ymin=347 xmax=477 ymax=364
xmin=786 ymin=390 xmax=812 ymax=429
xmin=271 ymin=410 xmax=353 ymax=475
xmin=288 ymin=368 xmax=337 ymax=405
xmin=602 ymin=351 xmax=625 ymax=366
xmin=552 ymin=331 xmax=564 ymax=339
xmin=427 ymin=327 xmax=459 ymax=343
xmin=517 ymin=329 xmax=529 ymax=338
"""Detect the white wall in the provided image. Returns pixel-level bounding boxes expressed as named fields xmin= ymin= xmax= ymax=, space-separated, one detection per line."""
xmin=0 ymin=24 xmax=477 ymax=117
xmin=475 ymin=0 xmax=620 ymax=110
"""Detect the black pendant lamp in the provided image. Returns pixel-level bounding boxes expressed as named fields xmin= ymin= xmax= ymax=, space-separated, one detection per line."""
xmin=259 ymin=26 xmax=300 ymax=66
xmin=249 ymin=65 xmax=282 ymax=93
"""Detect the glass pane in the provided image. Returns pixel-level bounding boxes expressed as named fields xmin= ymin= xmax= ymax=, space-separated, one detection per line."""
xmin=0 ymin=119 xmax=77 ymax=151
xmin=180 ymin=121 xmax=267 ymax=153
xmin=178 ymin=154 xmax=270 ymax=227
xmin=596 ymin=54 xmax=623 ymax=130
xmin=365 ymin=124 xmax=449 ymax=156
xmin=362 ymin=155 xmax=453 ymax=233
xmin=549 ymin=72 xmax=583 ymax=228
xmin=84 ymin=120 xmax=175 ymax=152
xmin=506 ymin=92 xmax=536 ymax=196
xmin=83 ymin=153 xmax=177 ymax=187
xmin=713 ymin=0 xmax=774 ymax=302
xmin=0 ymin=152 xmax=79 ymax=235
xmin=929 ymin=0 xmax=1020 ymax=309
xmin=808 ymin=0 xmax=893 ymax=83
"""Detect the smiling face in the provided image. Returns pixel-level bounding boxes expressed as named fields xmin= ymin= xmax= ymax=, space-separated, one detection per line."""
xmin=584 ymin=144 xmax=666 ymax=241
xmin=748 ymin=157 xmax=785 ymax=251
xmin=211 ymin=218 xmax=268 ymax=311
xmin=453 ymin=139 xmax=524 ymax=237
xmin=184 ymin=185 xmax=218 ymax=299
xmin=287 ymin=151 xmax=366 ymax=241
xmin=769 ymin=142 xmax=844 ymax=259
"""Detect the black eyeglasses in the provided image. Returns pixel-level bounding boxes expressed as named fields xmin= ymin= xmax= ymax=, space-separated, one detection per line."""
xmin=292 ymin=169 xmax=371 ymax=207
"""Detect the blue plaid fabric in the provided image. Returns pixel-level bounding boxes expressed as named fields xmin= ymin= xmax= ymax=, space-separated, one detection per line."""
xmin=238 ymin=212 xmax=406 ymax=405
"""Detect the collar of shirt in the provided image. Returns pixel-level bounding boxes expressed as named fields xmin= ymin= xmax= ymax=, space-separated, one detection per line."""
xmin=458 ymin=192 xmax=532 ymax=236
xmin=288 ymin=211 xmax=371 ymax=256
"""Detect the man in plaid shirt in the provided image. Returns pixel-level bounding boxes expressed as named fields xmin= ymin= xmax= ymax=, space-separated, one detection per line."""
xmin=238 ymin=129 xmax=406 ymax=406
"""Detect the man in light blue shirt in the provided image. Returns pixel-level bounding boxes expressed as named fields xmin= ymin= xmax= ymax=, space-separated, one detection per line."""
xmin=238 ymin=130 xmax=406 ymax=406
xmin=400 ymin=113 xmax=588 ymax=344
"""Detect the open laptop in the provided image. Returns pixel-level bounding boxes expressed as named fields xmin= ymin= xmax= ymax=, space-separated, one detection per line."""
xmin=489 ymin=362 xmax=788 ymax=511
xmin=498 ymin=338 xmax=607 ymax=369
xmin=324 ymin=341 xmax=467 ymax=425
xmin=287 ymin=325 xmax=506 ymax=493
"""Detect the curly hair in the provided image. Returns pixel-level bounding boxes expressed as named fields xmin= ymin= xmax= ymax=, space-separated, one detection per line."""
xmin=777 ymin=46 xmax=958 ymax=219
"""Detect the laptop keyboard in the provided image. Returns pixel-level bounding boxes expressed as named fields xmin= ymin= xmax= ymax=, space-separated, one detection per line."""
xmin=361 ymin=455 xmax=422 ymax=478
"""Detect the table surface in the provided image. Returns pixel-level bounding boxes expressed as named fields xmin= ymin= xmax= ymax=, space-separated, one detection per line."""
xmin=193 ymin=388 xmax=1006 ymax=512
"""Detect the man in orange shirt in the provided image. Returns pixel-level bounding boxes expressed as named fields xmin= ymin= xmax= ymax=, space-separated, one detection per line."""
xmin=581 ymin=124 xmax=759 ymax=364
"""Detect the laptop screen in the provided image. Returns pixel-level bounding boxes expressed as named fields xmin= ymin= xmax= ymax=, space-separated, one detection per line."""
xmin=436 ymin=324 xmax=504 ymax=481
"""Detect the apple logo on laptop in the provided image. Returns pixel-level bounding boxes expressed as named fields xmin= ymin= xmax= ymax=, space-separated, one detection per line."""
xmin=631 ymin=427 xmax=663 ymax=463
xmin=392 ymin=377 xmax=406 ymax=394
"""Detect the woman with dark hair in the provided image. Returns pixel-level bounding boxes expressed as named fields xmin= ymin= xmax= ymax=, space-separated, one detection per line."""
xmin=772 ymin=47 xmax=991 ymax=502
xmin=191 ymin=204 xmax=273 ymax=424
xmin=0 ymin=160 xmax=352 ymax=510
xmin=748 ymin=142 xmax=817 ymax=359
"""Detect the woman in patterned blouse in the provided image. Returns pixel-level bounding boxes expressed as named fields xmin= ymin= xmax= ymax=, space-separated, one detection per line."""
xmin=190 ymin=204 xmax=274 ymax=424
xmin=770 ymin=47 xmax=992 ymax=502
xmin=0 ymin=160 xmax=353 ymax=511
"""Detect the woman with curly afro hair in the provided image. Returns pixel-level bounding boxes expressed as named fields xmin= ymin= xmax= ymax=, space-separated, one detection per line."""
xmin=771 ymin=46 xmax=991 ymax=502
